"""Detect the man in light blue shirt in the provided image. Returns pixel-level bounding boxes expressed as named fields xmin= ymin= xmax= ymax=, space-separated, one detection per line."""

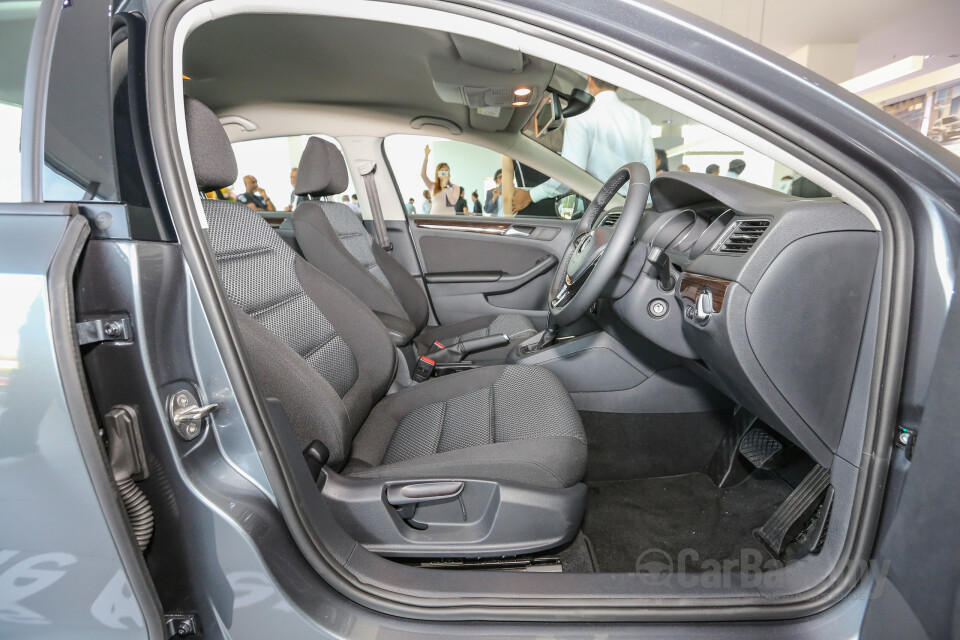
xmin=512 ymin=76 xmax=657 ymax=212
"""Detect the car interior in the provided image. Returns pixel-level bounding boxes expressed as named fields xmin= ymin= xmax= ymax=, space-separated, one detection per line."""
xmin=171 ymin=8 xmax=884 ymax=603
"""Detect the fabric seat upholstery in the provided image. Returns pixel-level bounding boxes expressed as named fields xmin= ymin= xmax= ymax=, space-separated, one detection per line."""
xmin=183 ymin=97 xmax=586 ymax=493
xmin=291 ymin=137 xmax=537 ymax=362
xmin=344 ymin=365 xmax=586 ymax=488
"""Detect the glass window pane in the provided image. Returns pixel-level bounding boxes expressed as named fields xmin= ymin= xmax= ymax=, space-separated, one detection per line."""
xmin=522 ymin=69 xmax=831 ymax=198
xmin=0 ymin=1 xmax=40 ymax=202
xmin=42 ymin=0 xmax=118 ymax=202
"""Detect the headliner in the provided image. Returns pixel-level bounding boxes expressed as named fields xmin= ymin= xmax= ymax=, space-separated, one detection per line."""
xmin=183 ymin=14 xmax=561 ymax=136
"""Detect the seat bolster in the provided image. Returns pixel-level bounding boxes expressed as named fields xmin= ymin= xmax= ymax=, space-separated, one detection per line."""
xmin=373 ymin=247 xmax=430 ymax=332
xmin=232 ymin=310 xmax=353 ymax=465
xmin=343 ymin=437 xmax=587 ymax=489
xmin=293 ymin=202 xmax=408 ymax=319
xmin=294 ymin=256 xmax=396 ymax=430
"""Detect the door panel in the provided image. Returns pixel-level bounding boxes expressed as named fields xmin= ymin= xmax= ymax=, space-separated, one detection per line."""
xmin=860 ymin=291 xmax=960 ymax=640
xmin=408 ymin=215 xmax=576 ymax=325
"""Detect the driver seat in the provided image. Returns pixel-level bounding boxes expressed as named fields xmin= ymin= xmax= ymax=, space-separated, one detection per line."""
xmin=184 ymin=97 xmax=587 ymax=556
xmin=291 ymin=137 xmax=537 ymax=363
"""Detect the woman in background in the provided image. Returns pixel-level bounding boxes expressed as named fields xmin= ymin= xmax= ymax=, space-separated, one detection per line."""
xmin=421 ymin=145 xmax=460 ymax=215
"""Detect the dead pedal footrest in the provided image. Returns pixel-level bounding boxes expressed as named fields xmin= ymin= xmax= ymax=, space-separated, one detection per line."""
xmin=739 ymin=427 xmax=784 ymax=469
xmin=755 ymin=464 xmax=831 ymax=557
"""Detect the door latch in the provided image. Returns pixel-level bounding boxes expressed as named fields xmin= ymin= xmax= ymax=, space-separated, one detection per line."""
xmin=167 ymin=390 xmax=217 ymax=441
xmin=894 ymin=426 xmax=917 ymax=460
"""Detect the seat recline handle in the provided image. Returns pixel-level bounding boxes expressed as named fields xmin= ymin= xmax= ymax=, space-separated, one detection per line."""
xmin=386 ymin=481 xmax=464 ymax=506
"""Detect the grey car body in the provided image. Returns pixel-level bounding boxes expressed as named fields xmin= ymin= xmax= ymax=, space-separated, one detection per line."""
xmin=1 ymin=0 xmax=958 ymax=638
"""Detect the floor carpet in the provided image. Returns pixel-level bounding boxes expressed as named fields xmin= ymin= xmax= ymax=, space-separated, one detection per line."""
xmin=581 ymin=471 xmax=792 ymax=573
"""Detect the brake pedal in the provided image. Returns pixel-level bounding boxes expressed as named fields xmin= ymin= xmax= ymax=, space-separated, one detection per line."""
xmin=755 ymin=464 xmax=831 ymax=557
xmin=739 ymin=427 xmax=784 ymax=469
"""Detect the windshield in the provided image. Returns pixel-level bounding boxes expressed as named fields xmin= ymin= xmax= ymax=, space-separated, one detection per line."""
xmin=522 ymin=66 xmax=829 ymax=198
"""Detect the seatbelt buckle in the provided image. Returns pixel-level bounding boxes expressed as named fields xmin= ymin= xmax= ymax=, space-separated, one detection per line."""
xmin=412 ymin=356 xmax=436 ymax=382
xmin=428 ymin=340 xmax=445 ymax=353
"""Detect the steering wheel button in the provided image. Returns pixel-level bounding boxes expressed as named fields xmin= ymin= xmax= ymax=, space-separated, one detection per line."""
xmin=648 ymin=299 xmax=669 ymax=318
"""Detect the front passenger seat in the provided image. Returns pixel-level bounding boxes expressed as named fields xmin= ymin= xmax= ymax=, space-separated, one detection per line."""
xmin=292 ymin=137 xmax=537 ymax=363
xmin=183 ymin=97 xmax=587 ymax=556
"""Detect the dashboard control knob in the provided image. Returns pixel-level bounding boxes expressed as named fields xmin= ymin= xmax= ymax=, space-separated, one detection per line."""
xmin=648 ymin=298 xmax=669 ymax=318
xmin=695 ymin=288 xmax=714 ymax=324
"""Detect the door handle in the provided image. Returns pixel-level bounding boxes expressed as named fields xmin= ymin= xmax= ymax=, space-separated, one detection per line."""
xmin=504 ymin=225 xmax=534 ymax=237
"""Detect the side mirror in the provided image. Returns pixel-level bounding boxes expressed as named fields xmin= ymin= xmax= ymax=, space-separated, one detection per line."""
xmin=556 ymin=194 xmax=587 ymax=220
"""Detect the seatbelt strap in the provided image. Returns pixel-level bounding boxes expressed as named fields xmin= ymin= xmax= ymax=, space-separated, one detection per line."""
xmin=357 ymin=160 xmax=393 ymax=252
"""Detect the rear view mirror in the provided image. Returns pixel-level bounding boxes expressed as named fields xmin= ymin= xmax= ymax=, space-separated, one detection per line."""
xmin=558 ymin=87 xmax=594 ymax=119
xmin=533 ymin=92 xmax=563 ymax=138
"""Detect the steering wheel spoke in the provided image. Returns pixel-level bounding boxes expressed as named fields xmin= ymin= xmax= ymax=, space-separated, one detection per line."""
xmin=547 ymin=163 xmax=651 ymax=326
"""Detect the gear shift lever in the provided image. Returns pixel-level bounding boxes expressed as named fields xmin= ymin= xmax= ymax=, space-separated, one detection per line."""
xmin=536 ymin=323 xmax=559 ymax=350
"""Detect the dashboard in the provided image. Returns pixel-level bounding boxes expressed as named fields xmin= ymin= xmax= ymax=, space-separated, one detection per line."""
xmin=606 ymin=173 xmax=880 ymax=466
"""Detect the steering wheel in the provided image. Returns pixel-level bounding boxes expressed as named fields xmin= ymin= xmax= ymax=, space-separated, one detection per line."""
xmin=548 ymin=162 xmax=651 ymax=327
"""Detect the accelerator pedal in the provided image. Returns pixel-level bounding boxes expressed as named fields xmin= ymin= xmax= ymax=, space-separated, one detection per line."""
xmin=739 ymin=426 xmax=784 ymax=469
xmin=756 ymin=464 xmax=831 ymax=557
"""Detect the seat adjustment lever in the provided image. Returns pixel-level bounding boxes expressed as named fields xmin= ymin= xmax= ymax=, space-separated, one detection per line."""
xmin=386 ymin=481 xmax=465 ymax=529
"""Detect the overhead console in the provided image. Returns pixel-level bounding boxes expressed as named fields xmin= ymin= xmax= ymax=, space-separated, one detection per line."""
xmin=613 ymin=174 xmax=880 ymax=466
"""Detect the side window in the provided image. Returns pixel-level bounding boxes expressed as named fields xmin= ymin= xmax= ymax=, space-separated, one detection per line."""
xmin=0 ymin=2 xmax=40 ymax=202
xmin=42 ymin=1 xmax=119 ymax=202
xmin=226 ymin=134 xmax=356 ymax=226
xmin=383 ymin=134 xmax=579 ymax=219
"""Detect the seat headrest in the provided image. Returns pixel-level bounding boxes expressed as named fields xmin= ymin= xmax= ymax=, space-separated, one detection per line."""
xmin=295 ymin=137 xmax=349 ymax=197
xmin=184 ymin=97 xmax=238 ymax=191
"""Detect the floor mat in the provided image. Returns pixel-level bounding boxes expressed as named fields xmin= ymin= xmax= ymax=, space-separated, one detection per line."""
xmin=582 ymin=471 xmax=792 ymax=573
xmin=580 ymin=410 xmax=731 ymax=482
xmin=557 ymin=532 xmax=598 ymax=573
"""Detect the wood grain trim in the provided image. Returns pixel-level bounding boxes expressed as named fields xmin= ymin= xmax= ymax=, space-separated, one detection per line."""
xmin=413 ymin=218 xmax=511 ymax=235
xmin=679 ymin=273 xmax=731 ymax=313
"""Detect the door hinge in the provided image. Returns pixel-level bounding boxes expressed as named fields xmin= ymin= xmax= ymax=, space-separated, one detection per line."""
xmin=76 ymin=314 xmax=132 ymax=345
xmin=894 ymin=426 xmax=918 ymax=460
xmin=164 ymin=613 xmax=199 ymax=638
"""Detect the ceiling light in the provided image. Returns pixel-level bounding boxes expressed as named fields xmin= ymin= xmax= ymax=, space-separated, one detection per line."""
xmin=840 ymin=56 xmax=924 ymax=94
xmin=512 ymin=100 xmax=528 ymax=107
xmin=514 ymin=87 xmax=532 ymax=97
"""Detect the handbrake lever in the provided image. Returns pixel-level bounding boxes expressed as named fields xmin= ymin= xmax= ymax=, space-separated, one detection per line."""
xmin=429 ymin=333 xmax=510 ymax=364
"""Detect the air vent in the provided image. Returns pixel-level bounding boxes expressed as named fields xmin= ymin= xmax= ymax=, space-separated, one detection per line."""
xmin=599 ymin=211 xmax=621 ymax=227
xmin=715 ymin=219 xmax=770 ymax=255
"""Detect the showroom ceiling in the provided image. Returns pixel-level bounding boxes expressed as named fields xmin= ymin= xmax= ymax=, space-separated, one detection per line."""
xmin=662 ymin=0 xmax=960 ymax=78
